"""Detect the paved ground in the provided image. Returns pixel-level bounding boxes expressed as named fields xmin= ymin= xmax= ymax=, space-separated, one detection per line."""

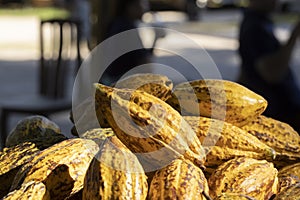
xmin=0 ymin=9 xmax=299 ymax=147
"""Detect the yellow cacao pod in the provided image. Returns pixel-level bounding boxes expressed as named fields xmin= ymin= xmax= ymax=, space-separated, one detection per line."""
xmin=241 ymin=115 xmax=300 ymax=153
xmin=274 ymin=183 xmax=300 ymax=200
xmin=0 ymin=142 xmax=39 ymax=199
xmin=80 ymin=128 xmax=115 ymax=145
xmin=94 ymin=83 xmax=206 ymax=171
xmin=10 ymin=139 xmax=98 ymax=199
xmin=278 ymin=162 xmax=300 ymax=192
xmin=213 ymin=193 xmax=256 ymax=200
xmin=149 ymin=158 xmax=210 ymax=200
xmin=114 ymin=73 xmax=173 ymax=101
xmin=241 ymin=115 xmax=300 ymax=168
xmin=5 ymin=115 xmax=66 ymax=150
xmin=167 ymin=79 xmax=267 ymax=127
xmin=71 ymin=73 xmax=173 ymax=135
xmin=183 ymin=116 xmax=276 ymax=168
xmin=208 ymin=157 xmax=278 ymax=200
xmin=83 ymin=132 xmax=148 ymax=200
xmin=2 ymin=181 xmax=50 ymax=200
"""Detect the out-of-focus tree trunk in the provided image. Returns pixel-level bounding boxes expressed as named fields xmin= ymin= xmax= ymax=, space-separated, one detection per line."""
xmin=89 ymin=0 xmax=118 ymax=49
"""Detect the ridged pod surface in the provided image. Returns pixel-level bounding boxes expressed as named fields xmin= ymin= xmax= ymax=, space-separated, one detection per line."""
xmin=241 ymin=115 xmax=300 ymax=168
xmin=148 ymin=158 xmax=210 ymax=200
xmin=114 ymin=73 xmax=173 ymax=101
xmin=71 ymin=74 xmax=173 ymax=136
xmin=167 ymin=79 xmax=267 ymax=127
xmin=5 ymin=115 xmax=66 ymax=150
xmin=183 ymin=116 xmax=276 ymax=168
xmin=278 ymin=163 xmax=300 ymax=192
xmin=208 ymin=157 xmax=278 ymax=200
xmin=80 ymin=128 xmax=115 ymax=146
xmin=274 ymin=183 xmax=300 ymax=200
xmin=83 ymin=134 xmax=148 ymax=200
xmin=213 ymin=193 xmax=256 ymax=200
xmin=10 ymin=138 xmax=99 ymax=199
xmin=94 ymin=83 xmax=206 ymax=171
xmin=3 ymin=181 xmax=50 ymax=200
xmin=0 ymin=142 xmax=39 ymax=198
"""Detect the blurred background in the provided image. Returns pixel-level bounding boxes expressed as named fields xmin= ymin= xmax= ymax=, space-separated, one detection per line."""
xmin=0 ymin=0 xmax=299 ymax=141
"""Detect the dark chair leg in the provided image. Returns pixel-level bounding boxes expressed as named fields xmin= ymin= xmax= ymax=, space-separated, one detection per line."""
xmin=0 ymin=109 xmax=8 ymax=148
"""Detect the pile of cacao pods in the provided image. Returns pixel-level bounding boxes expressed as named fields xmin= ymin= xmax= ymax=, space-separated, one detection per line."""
xmin=1 ymin=73 xmax=300 ymax=200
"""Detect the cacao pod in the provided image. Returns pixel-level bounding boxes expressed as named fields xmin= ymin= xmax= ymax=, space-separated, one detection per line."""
xmin=183 ymin=116 xmax=276 ymax=168
xmin=114 ymin=73 xmax=173 ymax=101
xmin=94 ymin=83 xmax=206 ymax=171
xmin=167 ymin=79 xmax=267 ymax=127
xmin=71 ymin=73 xmax=173 ymax=136
xmin=278 ymin=162 xmax=300 ymax=192
xmin=208 ymin=157 xmax=278 ymax=200
xmin=0 ymin=142 xmax=39 ymax=198
xmin=149 ymin=158 xmax=210 ymax=200
xmin=10 ymin=138 xmax=98 ymax=199
xmin=274 ymin=183 xmax=300 ymax=200
xmin=3 ymin=181 xmax=50 ymax=200
xmin=83 ymin=133 xmax=148 ymax=200
xmin=213 ymin=193 xmax=256 ymax=200
xmin=5 ymin=115 xmax=66 ymax=150
xmin=241 ymin=115 xmax=300 ymax=168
